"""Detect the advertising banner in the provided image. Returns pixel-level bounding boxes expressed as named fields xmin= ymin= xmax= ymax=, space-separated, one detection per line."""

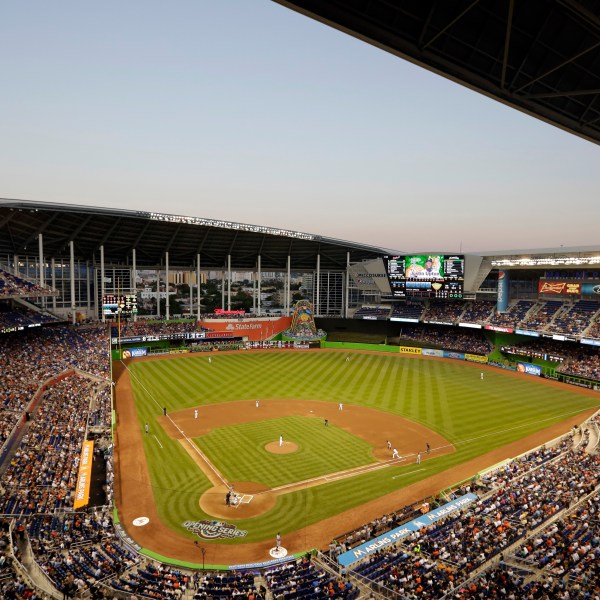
xmin=443 ymin=351 xmax=465 ymax=361
xmin=485 ymin=324 xmax=514 ymax=333
xmin=422 ymin=348 xmax=444 ymax=357
xmin=121 ymin=347 xmax=148 ymax=359
xmin=465 ymin=354 xmax=488 ymax=364
xmin=74 ymin=440 xmax=94 ymax=509
xmin=517 ymin=362 xmax=542 ymax=376
xmin=399 ymin=346 xmax=422 ymax=355
xmin=538 ymin=281 xmax=581 ymax=295
xmin=337 ymin=494 xmax=477 ymax=567
xmin=581 ymin=338 xmax=600 ymax=346
xmin=582 ymin=283 xmax=600 ymax=296
xmin=515 ymin=329 xmax=540 ymax=337
xmin=497 ymin=271 xmax=510 ymax=312
xmin=199 ymin=317 xmax=292 ymax=341
xmin=459 ymin=322 xmax=482 ymax=329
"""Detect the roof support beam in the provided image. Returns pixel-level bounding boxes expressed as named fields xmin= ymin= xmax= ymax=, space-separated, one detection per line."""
xmin=500 ymin=0 xmax=514 ymax=89
xmin=422 ymin=0 xmax=480 ymax=50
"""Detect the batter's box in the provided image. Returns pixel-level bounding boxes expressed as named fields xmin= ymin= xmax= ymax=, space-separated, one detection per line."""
xmin=234 ymin=494 xmax=254 ymax=508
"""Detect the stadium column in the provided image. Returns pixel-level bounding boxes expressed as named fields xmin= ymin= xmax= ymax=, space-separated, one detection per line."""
xmin=227 ymin=254 xmax=232 ymax=311
xmin=70 ymin=240 xmax=76 ymax=325
xmin=257 ymin=254 xmax=262 ymax=317
xmin=86 ymin=260 xmax=91 ymax=312
xmin=38 ymin=233 xmax=45 ymax=309
xmin=132 ymin=248 xmax=137 ymax=323
xmin=166 ymin=251 xmax=170 ymax=321
xmin=189 ymin=267 xmax=193 ymax=320
xmin=252 ymin=271 xmax=256 ymax=314
xmin=51 ymin=257 xmax=57 ymax=312
xmin=196 ymin=253 xmax=201 ymax=322
xmin=221 ymin=270 xmax=225 ymax=311
xmin=13 ymin=253 xmax=19 ymax=274
xmin=100 ymin=245 xmax=105 ymax=323
xmin=156 ymin=266 xmax=161 ymax=318
xmin=316 ymin=254 xmax=321 ymax=317
xmin=287 ymin=254 xmax=291 ymax=316
xmin=345 ymin=251 xmax=350 ymax=319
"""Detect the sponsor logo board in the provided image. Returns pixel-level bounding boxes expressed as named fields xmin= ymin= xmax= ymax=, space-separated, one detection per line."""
xmin=517 ymin=362 xmax=542 ymax=376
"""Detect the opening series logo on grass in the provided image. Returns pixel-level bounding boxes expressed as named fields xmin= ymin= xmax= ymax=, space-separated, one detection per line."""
xmin=184 ymin=520 xmax=248 ymax=539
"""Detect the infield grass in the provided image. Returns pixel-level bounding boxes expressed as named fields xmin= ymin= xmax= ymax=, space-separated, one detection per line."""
xmin=125 ymin=351 xmax=600 ymax=546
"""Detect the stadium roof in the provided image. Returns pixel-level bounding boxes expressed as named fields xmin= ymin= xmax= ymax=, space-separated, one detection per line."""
xmin=275 ymin=0 xmax=600 ymax=145
xmin=0 ymin=199 xmax=394 ymax=271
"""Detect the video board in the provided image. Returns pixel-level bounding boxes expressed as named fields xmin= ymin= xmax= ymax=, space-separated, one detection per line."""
xmin=383 ymin=255 xmax=464 ymax=299
xmin=102 ymin=294 xmax=138 ymax=316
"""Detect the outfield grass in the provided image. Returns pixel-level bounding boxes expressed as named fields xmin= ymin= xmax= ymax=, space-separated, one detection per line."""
xmin=126 ymin=351 xmax=600 ymax=545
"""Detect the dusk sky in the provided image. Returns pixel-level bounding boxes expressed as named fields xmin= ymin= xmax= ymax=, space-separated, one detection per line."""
xmin=2 ymin=1 xmax=599 ymax=253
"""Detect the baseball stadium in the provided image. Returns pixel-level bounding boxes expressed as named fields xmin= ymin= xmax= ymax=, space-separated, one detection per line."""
xmin=2 ymin=2 xmax=600 ymax=600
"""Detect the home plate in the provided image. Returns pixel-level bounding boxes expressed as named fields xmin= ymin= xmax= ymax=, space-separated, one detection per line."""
xmin=133 ymin=517 xmax=150 ymax=527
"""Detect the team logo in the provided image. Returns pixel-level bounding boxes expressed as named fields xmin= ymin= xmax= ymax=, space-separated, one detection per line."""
xmin=593 ymin=285 xmax=600 ymax=295
xmin=183 ymin=520 xmax=248 ymax=539
xmin=122 ymin=350 xmax=131 ymax=359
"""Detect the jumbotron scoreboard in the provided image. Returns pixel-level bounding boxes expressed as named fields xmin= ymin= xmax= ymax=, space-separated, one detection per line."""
xmin=102 ymin=294 xmax=138 ymax=316
xmin=383 ymin=254 xmax=465 ymax=299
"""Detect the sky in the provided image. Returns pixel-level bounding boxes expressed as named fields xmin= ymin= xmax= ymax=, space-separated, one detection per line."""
xmin=1 ymin=1 xmax=599 ymax=254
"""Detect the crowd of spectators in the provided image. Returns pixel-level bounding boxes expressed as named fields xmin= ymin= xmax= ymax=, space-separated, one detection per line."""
xmin=266 ymin=554 xmax=358 ymax=599
xmin=421 ymin=301 xmax=467 ymax=324
xmin=546 ymin=301 xmax=600 ymax=337
xmin=349 ymin=438 xmax=600 ymax=599
xmin=399 ymin=325 xmax=492 ymax=355
xmin=459 ymin=301 xmax=496 ymax=324
xmin=112 ymin=319 xmax=207 ymax=338
xmin=0 ymin=268 xmax=54 ymax=298
xmin=353 ymin=305 xmax=391 ymax=320
xmin=488 ymin=300 xmax=536 ymax=328
xmin=521 ymin=300 xmax=564 ymax=332
xmin=0 ymin=303 xmax=60 ymax=331
xmin=391 ymin=303 xmax=425 ymax=321
xmin=557 ymin=348 xmax=600 ymax=382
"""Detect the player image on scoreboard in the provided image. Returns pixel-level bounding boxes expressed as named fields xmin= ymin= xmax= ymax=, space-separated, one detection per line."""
xmin=406 ymin=255 xmax=443 ymax=280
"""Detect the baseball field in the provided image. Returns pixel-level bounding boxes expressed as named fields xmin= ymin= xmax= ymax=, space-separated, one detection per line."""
xmin=113 ymin=349 xmax=600 ymax=568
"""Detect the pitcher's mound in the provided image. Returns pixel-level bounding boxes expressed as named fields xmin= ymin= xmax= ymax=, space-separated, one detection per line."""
xmin=266 ymin=441 xmax=298 ymax=454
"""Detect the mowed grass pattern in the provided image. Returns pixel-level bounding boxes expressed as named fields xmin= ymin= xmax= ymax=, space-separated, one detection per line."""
xmin=126 ymin=351 xmax=600 ymax=547
xmin=196 ymin=416 xmax=375 ymax=487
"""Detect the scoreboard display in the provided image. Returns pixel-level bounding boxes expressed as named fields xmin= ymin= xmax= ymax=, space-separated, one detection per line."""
xmin=383 ymin=255 xmax=465 ymax=299
xmin=102 ymin=294 xmax=138 ymax=316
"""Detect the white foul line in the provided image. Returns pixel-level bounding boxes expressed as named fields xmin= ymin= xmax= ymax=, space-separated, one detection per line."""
xmin=153 ymin=435 xmax=163 ymax=449
xmin=392 ymin=468 xmax=425 ymax=479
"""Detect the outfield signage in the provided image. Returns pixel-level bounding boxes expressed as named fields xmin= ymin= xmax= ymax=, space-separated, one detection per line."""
xmin=122 ymin=347 xmax=148 ymax=359
xmin=581 ymin=338 xmax=600 ymax=346
xmin=465 ymin=354 xmax=488 ymax=364
xmin=399 ymin=346 xmax=422 ymax=355
xmin=422 ymin=348 xmax=443 ymax=358
xmin=443 ymin=350 xmax=465 ymax=361
xmin=459 ymin=322 xmax=482 ymax=329
xmin=337 ymin=493 xmax=477 ymax=567
xmin=390 ymin=318 xmax=419 ymax=323
xmin=517 ymin=362 xmax=542 ymax=376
